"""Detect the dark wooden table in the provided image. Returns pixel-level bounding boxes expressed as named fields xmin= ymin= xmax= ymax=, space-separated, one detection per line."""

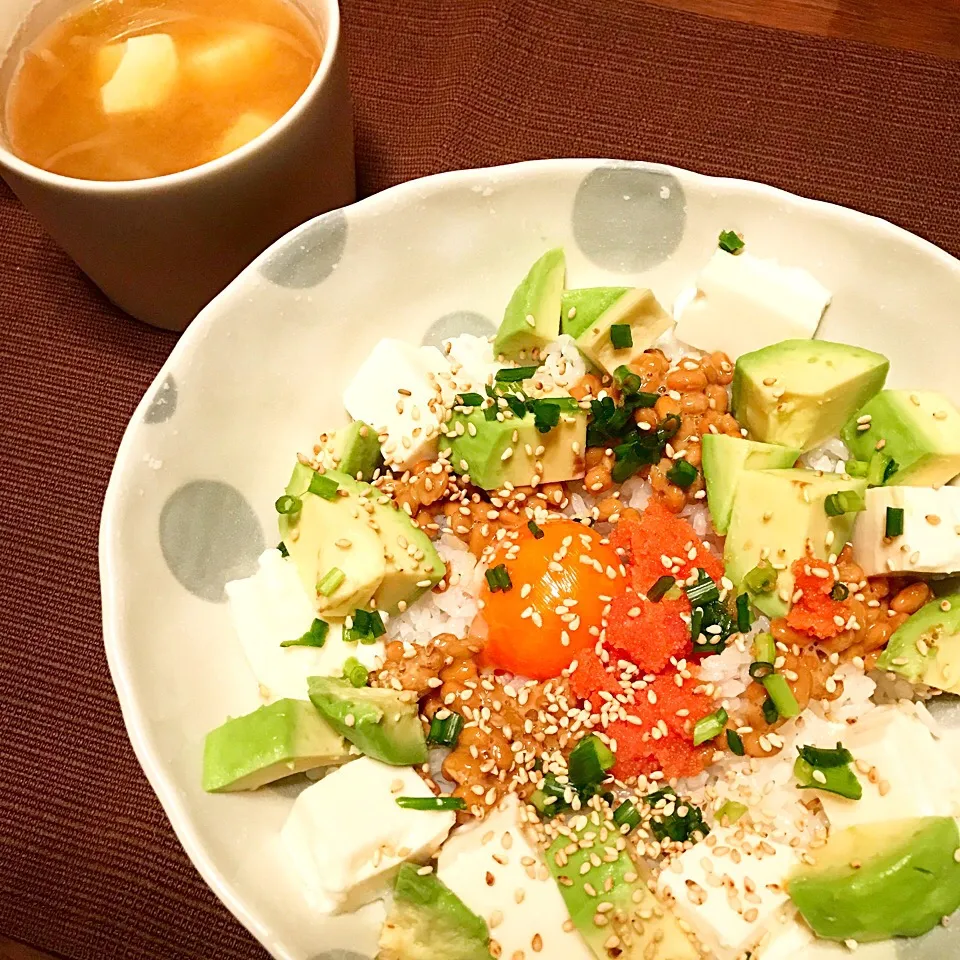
xmin=2 ymin=0 xmax=957 ymax=958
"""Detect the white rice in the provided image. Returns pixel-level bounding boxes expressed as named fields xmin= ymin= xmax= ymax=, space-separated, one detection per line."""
xmin=800 ymin=436 xmax=851 ymax=474
xmin=535 ymin=334 xmax=587 ymax=392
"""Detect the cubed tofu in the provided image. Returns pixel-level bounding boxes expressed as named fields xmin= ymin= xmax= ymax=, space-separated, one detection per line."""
xmin=852 ymin=486 xmax=960 ymax=576
xmin=437 ymin=795 xmax=592 ymax=960
xmin=185 ymin=25 xmax=277 ymax=86
xmin=281 ymin=757 xmax=454 ymax=913
xmin=343 ymin=340 xmax=451 ymax=470
xmin=225 ymin=549 xmax=385 ymax=701
xmin=809 ymin=704 xmax=960 ymax=833
xmin=674 ymin=249 xmax=830 ymax=358
xmin=100 ymin=34 xmax=179 ymax=115
xmin=444 ymin=334 xmax=499 ymax=394
xmin=657 ymin=826 xmax=799 ymax=960
xmin=218 ymin=112 xmax=276 ymax=157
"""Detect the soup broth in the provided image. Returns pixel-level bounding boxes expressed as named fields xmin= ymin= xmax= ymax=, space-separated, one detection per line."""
xmin=3 ymin=0 xmax=322 ymax=181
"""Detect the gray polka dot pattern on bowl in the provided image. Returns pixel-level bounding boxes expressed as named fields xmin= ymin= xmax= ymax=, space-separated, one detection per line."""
xmin=422 ymin=310 xmax=497 ymax=349
xmin=260 ymin=209 xmax=348 ymax=288
xmin=898 ymin=917 xmax=956 ymax=958
xmin=144 ymin=375 xmax=177 ymax=424
xmin=159 ymin=480 xmax=264 ymax=602
xmin=573 ymin=163 xmax=685 ymax=272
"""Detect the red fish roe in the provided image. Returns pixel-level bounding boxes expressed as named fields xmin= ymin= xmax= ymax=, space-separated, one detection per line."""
xmin=605 ymin=592 xmax=691 ymax=673
xmin=611 ymin=501 xmax=723 ymax=594
xmin=787 ymin=553 xmax=847 ymax=639
xmin=569 ymin=648 xmax=621 ymax=701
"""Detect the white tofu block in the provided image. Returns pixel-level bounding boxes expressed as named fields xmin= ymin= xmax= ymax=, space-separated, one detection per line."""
xmin=674 ymin=249 xmax=831 ymax=358
xmin=225 ymin=549 xmax=384 ymax=701
xmin=657 ymin=827 xmax=799 ymax=960
xmin=282 ymin=757 xmax=454 ymax=913
xmin=812 ymin=704 xmax=960 ymax=833
xmin=186 ymin=25 xmax=277 ymax=86
xmin=100 ymin=34 xmax=179 ymax=115
xmin=437 ymin=795 xmax=592 ymax=960
xmin=343 ymin=340 xmax=451 ymax=470
xmin=443 ymin=334 xmax=498 ymax=394
xmin=853 ymin=485 xmax=960 ymax=576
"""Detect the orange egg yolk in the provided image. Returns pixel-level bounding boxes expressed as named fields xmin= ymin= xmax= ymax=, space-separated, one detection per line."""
xmin=479 ymin=518 xmax=627 ymax=680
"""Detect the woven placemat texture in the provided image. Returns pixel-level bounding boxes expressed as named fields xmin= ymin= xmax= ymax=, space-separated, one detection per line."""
xmin=1 ymin=1 xmax=958 ymax=957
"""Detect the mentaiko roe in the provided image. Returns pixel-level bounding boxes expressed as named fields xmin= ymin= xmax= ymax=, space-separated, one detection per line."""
xmin=787 ymin=553 xmax=847 ymax=639
xmin=569 ymin=648 xmax=621 ymax=702
xmin=605 ymin=592 xmax=690 ymax=673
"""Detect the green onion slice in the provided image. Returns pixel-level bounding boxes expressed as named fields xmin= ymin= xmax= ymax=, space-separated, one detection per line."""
xmin=456 ymin=392 xmax=484 ymax=407
xmin=528 ymin=520 xmax=545 ymax=539
xmin=280 ymin=618 xmax=329 ymax=648
xmin=495 ymin=365 xmax=540 ymax=383
xmin=761 ymin=697 xmax=779 ymax=725
xmin=645 ymin=789 xmax=708 ymax=843
xmin=275 ymin=494 xmax=302 ymax=516
xmin=726 ymin=729 xmax=745 ymax=756
xmin=743 ymin=560 xmax=777 ymax=594
xmin=797 ymin=743 xmax=854 ymax=769
xmin=648 ymin=575 xmax=676 ymax=602
xmin=753 ymin=632 xmax=775 ymax=664
xmin=715 ymin=800 xmax=747 ymax=825
xmin=867 ymin=451 xmax=893 ymax=487
xmin=485 ymin=563 xmax=512 ymax=593
xmin=693 ymin=707 xmax=728 ymax=746
xmin=316 ymin=567 xmax=345 ymax=597
xmin=308 ymin=473 xmax=339 ymax=500
xmin=610 ymin=324 xmax=634 ymax=349
xmin=277 ymin=541 xmax=289 ymax=558
xmin=396 ymin=796 xmax=466 ymax=811
xmin=824 ymin=490 xmax=866 ymax=517
xmin=736 ymin=593 xmax=752 ymax=633
xmin=344 ymin=608 xmax=387 ymax=644
xmin=428 ymin=713 xmax=464 ymax=747
xmin=718 ymin=229 xmax=745 ymax=254
xmin=667 ymin=459 xmax=698 ymax=488
xmin=885 ymin=506 xmax=905 ymax=538
xmin=342 ymin=656 xmax=369 ymax=688
xmin=689 ymin=607 xmax=704 ymax=642
xmin=830 ymin=582 xmax=850 ymax=601
xmin=568 ymin=734 xmax=616 ymax=787
xmin=686 ymin=572 xmax=720 ymax=606
xmin=844 ymin=459 xmax=869 ymax=478
xmin=612 ymin=800 xmax=641 ymax=833
xmin=794 ymin=756 xmax=862 ymax=800
xmin=762 ymin=673 xmax=800 ymax=718
xmin=613 ymin=365 xmax=643 ymax=395
xmin=749 ymin=661 xmax=775 ymax=681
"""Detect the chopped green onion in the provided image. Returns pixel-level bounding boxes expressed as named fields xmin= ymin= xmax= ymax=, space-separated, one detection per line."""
xmin=277 ymin=541 xmax=289 ymax=558
xmin=686 ymin=572 xmax=720 ymax=606
xmin=610 ymin=324 xmax=634 ymax=349
xmin=342 ymin=656 xmax=369 ymax=687
xmin=531 ymin=399 xmax=562 ymax=433
xmin=794 ymin=756 xmax=862 ymax=800
xmin=715 ymin=800 xmax=747 ymax=825
xmin=280 ymin=618 xmax=329 ymax=648
xmin=693 ymin=707 xmax=728 ymax=746
xmin=761 ymin=697 xmax=779 ymax=724
xmin=749 ymin=661 xmax=775 ymax=680
xmin=689 ymin=606 xmax=704 ymax=641
xmin=495 ymin=365 xmax=540 ymax=383
xmin=648 ymin=575 xmax=676 ymax=602
xmin=308 ymin=473 xmax=339 ymax=500
xmin=667 ymin=459 xmax=698 ymax=488
xmin=632 ymin=391 xmax=660 ymax=408
xmin=528 ymin=520 xmax=545 ymax=539
xmin=485 ymin=563 xmax=512 ymax=593
xmin=867 ymin=451 xmax=893 ymax=487
xmin=613 ymin=799 xmax=641 ymax=833
xmin=830 ymin=582 xmax=850 ymax=601
xmin=316 ymin=567 xmax=345 ymax=597
xmin=844 ymin=459 xmax=869 ymax=478
xmin=884 ymin=458 xmax=899 ymax=483
xmin=718 ymin=229 xmax=745 ymax=254
xmin=530 ymin=775 xmax=572 ymax=815
xmin=646 ymin=789 xmax=709 ymax=843
xmin=886 ymin=506 xmax=905 ymax=538
xmin=743 ymin=560 xmax=777 ymax=594
xmin=428 ymin=713 xmax=464 ymax=747
xmin=614 ymin=365 xmax=643 ymax=395
xmin=568 ymin=734 xmax=616 ymax=786
xmin=762 ymin=673 xmax=800 ymax=718
xmin=344 ymin=608 xmax=386 ymax=644
xmin=726 ymin=729 xmax=745 ymax=756
xmin=753 ymin=632 xmax=775 ymax=664
xmin=798 ymin=743 xmax=855 ymax=769
xmin=275 ymin=494 xmax=302 ymax=515
xmin=396 ymin=796 xmax=466 ymax=811
xmin=824 ymin=490 xmax=865 ymax=517
xmin=736 ymin=593 xmax=752 ymax=633
xmin=456 ymin=392 xmax=484 ymax=407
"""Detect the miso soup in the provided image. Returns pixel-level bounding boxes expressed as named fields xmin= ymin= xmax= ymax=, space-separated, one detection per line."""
xmin=3 ymin=0 xmax=323 ymax=181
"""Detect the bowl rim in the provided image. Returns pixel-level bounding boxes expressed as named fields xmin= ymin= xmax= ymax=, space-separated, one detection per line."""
xmin=99 ymin=156 xmax=960 ymax=959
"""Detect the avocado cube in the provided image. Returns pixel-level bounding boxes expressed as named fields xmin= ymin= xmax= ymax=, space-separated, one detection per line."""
xmin=493 ymin=248 xmax=565 ymax=361
xmin=876 ymin=592 xmax=960 ymax=694
xmin=701 ymin=434 xmax=801 ymax=534
xmin=202 ymin=698 xmax=348 ymax=792
xmin=441 ymin=403 xmax=586 ymax=491
xmin=732 ymin=339 xmax=889 ymax=452
xmin=788 ymin=817 xmax=960 ymax=942
xmin=321 ymin=420 xmax=383 ymax=481
xmin=560 ymin=287 xmax=673 ymax=376
xmin=723 ymin=468 xmax=868 ymax=618
xmin=841 ymin=390 xmax=960 ymax=487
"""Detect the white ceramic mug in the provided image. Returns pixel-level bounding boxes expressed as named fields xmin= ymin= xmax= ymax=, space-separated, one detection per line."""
xmin=0 ymin=0 xmax=355 ymax=331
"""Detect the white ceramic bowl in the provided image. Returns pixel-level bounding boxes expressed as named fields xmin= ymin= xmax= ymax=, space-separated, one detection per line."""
xmin=101 ymin=159 xmax=960 ymax=960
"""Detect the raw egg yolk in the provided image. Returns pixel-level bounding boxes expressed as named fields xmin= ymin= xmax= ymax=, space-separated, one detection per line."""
xmin=479 ymin=518 xmax=627 ymax=680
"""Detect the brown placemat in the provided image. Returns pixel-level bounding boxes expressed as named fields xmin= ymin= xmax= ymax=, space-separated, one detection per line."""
xmin=1 ymin=2 xmax=958 ymax=958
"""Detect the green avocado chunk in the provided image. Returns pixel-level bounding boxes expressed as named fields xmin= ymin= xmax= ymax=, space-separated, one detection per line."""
xmin=322 ymin=420 xmax=383 ymax=481
xmin=841 ymin=390 xmax=960 ymax=487
xmin=493 ymin=248 xmax=565 ymax=361
xmin=788 ymin=817 xmax=960 ymax=942
xmin=560 ymin=287 xmax=673 ymax=376
xmin=202 ymin=699 xmax=349 ymax=792
xmin=441 ymin=401 xmax=587 ymax=490
xmin=546 ymin=812 xmax=700 ymax=960
xmin=701 ymin=434 xmax=801 ymax=534
xmin=723 ymin=468 xmax=867 ymax=618
xmin=307 ymin=676 xmax=428 ymax=766
xmin=876 ymin=592 xmax=960 ymax=694
xmin=732 ymin=339 xmax=888 ymax=452
xmin=377 ymin=863 xmax=493 ymax=960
